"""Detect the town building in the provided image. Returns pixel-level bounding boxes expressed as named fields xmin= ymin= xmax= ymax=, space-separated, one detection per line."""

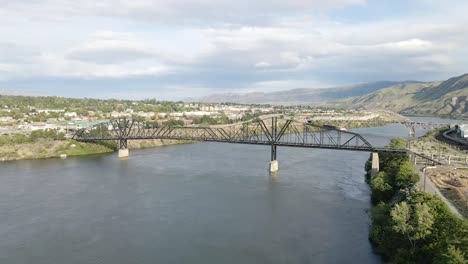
xmin=456 ymin=124 xmax=468 ymax=138
xmin=36 ymin=108 xmax=65 ymax=114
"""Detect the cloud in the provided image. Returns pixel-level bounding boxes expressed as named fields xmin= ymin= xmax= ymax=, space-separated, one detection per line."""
xmin=255 ymin=62 xmax=272 ymax=68
xmin=40 ymin=53 xmax=169 ymax=79
xmin=67 ymin=31 xmax=157 ymax=64
xmin=0 ymin=42 xmax=40 ymax=63
xmin=0 ymin=0 xmax=467 ymax=99
xmin=0 ymin=0 xmax=366 ymax=25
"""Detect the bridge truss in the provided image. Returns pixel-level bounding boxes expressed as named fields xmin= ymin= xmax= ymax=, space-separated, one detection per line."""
xmin=73 ymin=117 xmax=446 ymax=170
xmin=75 ymin=116 xmax=411 ymax=154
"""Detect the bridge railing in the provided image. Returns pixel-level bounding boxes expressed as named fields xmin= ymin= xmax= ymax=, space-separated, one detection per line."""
xmin=73 ymin=117 xmax=377 ymax=151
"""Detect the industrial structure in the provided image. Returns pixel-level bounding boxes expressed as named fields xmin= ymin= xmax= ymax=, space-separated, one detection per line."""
xmin=73 ymin=117 xmax=447 ymax=173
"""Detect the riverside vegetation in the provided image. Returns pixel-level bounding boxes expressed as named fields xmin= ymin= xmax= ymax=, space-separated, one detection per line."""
xmin=0 ymin=129 xmax=113 ymax=161
xmin=365 ymin=138 xmax=467 ymax=263
xmin=0 ymin=129 xmax=193 ymax=161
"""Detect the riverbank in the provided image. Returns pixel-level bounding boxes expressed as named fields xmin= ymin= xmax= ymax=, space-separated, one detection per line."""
xmin=422 ymin=166 xmax=468 ymax=218
xmin=402 ymin=113 xmax=467 ymax=121
xmin=409 ymin=127 xmax=468 ymax=218
xmin=365 ymin=139 xmax=467 ymax=263
xmin=0 ymin=139 xmax=191 ymax=161
xmin=0 ymin=139 xmax=113 ymax=161
xmin=309 ymin=110 xmax=408 ymax=129
xmin=411 ymin=128 xmax=468 ymax=157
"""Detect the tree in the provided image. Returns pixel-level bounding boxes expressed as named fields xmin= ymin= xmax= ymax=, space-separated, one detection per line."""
xmin=395 ymin=161 xmax=419 ymax=192
xmin=412 ymin=203 xmax=434 ymax=241
xmin=387 ymin=138 xmax=407 ymax=149
xmin=435 ymin=245 xmax=467 ymax=264
xmin=163 ymin=119 xmax=184 ymax=127
xmin=371 ymin=171 xmax=393 ymax=204
xmin=391 ymin=202 xmax=434 ymax=249
xmin=193 ymin=115 xmax=218 ymax=125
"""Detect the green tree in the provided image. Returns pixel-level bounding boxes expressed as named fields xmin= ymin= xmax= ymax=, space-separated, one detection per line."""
xmin=371 ymin=171 xmax=393 ymax=204
xmin=435 ymin=245 xmax=467 ymax=264
xmin=193 ymin=115 xmax=218 ymax=125
xmin=391 ymin=202 xmax=434 ymax=249
xmin=387 ymin=138 xmax=408 ymax=149
xmin=163 ymin=119 xmax=184 ymax=127
xmin=395 ymin=161 xmax=419 ymax=192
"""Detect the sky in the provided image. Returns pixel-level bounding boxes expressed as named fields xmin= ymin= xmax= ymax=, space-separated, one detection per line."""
xmin=0 ymin=0 xmax=467 ymax=100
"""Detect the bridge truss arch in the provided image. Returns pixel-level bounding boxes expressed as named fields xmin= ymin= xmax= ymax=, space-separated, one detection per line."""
xmin=73 ymin=117 xmax=442 ymax=169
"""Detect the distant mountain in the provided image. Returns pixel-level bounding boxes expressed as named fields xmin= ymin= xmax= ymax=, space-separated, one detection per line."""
xmin=191 ymin=81 xmax=417 ymax=105
xmin=336 ymin=73 xmax=468 ymax=118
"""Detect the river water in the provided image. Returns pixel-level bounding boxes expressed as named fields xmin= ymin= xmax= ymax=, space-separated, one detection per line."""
xmin=0 ymin=117 xmax=463 ymax=263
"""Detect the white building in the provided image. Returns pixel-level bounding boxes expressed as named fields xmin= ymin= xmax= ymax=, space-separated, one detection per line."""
xmin=183 ymin=111 xmax=216 ymax=117
xmin=0 ymin=116 xmax=13 ymax=122
xmin=169 ymin=112 xmax=184 ymax=117
xmin=136 ymin=111 xmax=155 ymax=118
xmin=64 ymin=112 xmax=77 ymax=117
xmin=111 ymin=111 xmax=131 ymax=118
xmin=36 ymin=108 xmax=65 ymax=114
xmin=457 ymin=124 xmax=468 ymax=138
xmin=30 ymin=123 xmax=61 ymax=131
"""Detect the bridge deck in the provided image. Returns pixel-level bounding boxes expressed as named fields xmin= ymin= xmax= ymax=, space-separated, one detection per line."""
xmin=73 ymin=118 xmax=443 ymax=164
xmin=78 ymin=135 xmax=406 ymax=153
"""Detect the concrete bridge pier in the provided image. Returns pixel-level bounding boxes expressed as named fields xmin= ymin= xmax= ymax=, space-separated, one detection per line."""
xmin=118 ymin=149 xmax=129 ymax=158
xmin=370 ymin=152 xmax=380 ymax=177
xmin=118 ymin=139 xmax=129 ymax=158
xmin=269 ymin=160 xmax=278 ymax=173
xmin=269 ymin=145 xmax=278 ymax=173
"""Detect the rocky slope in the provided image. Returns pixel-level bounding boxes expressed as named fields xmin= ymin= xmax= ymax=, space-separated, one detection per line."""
xmin=338 ymin=73 xmax=468 ymax=118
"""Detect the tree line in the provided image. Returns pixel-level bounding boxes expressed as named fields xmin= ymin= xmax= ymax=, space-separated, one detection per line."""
xmin=365 ymin=138 xmax=467 ymax=263
xmin=0 ymin=129 xmax=65 ymax=146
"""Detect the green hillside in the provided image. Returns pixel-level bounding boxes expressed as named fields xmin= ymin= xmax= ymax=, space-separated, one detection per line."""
xmin=337 ymin=73 xmax=468 ymax=118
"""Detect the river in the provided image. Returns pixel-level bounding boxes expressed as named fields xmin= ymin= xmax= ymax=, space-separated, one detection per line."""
xmin=0 ymin=117 xmax=463 ymax=263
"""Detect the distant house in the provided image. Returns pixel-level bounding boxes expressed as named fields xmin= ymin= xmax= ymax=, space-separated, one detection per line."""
xmin=183 ymin=111 xmax=216 ymax=117
xmin=64 ymin=112 xmax=77 ymax=117
xmin=111 ymin=111 xmax=131 ymax=118
xmin=36 ymin=108 xmax=65 ymax=114
xmin=136 ymin=111 xmax=155 ymax=118
xmin=157 ymin=113 xmax=167 ymax=118
xmin=0 ymin=116 xmax=13 ymax=123
xmin=169 ymin=112 xmax=184 ymax=117
xmin=456 ymin=124 xmax=468 ymax=138
xmin=30 ymin=122 xmax=49 ymax=131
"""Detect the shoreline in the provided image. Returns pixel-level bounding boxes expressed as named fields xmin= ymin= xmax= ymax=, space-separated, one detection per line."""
xmin=365 ymin=139 xmax=467 ymax=263
xmin=0 ymin=139 xmax=193 ymax=162
xmin=1 ymin=117 xmax=400 ymax=162
xmin=2 ymin=111 xmax=449 ymax=163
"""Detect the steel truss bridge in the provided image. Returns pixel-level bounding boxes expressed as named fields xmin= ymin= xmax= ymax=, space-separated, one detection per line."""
xmin=73 ymin=117 xmax=445 ymax=169
xmin=399 ymin=121 xmax=452 ymax=139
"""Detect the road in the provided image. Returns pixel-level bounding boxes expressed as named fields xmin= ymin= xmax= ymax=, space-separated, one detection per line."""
xmin=415 ymin=164 xmax=462 ymax=217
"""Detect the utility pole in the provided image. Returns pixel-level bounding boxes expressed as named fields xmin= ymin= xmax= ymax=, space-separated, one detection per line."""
xmin=423 ymin=159 xmax=428 ymax=192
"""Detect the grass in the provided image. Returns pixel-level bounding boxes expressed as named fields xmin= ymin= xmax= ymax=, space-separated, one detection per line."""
xmin=0 ymin=139 xmax=114 ymax=161
xmin=59 ymin=140 xmax=114 ymax=157
xmin=0 ymin=138 xmax=191 ymax=161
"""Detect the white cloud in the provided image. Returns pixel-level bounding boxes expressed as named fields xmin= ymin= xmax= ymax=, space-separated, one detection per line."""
xmin=0 ymin=0 xmax=367 ymax=25
xmin=39 ymin=53 xmax=169 ymax=79
xmin=67 ymin=31 xmax=157 ymax=64
xmin=0 ymin=0 xmax=467 ymax=98
xmin=255 ymin=62 xmax=272 ymax=68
